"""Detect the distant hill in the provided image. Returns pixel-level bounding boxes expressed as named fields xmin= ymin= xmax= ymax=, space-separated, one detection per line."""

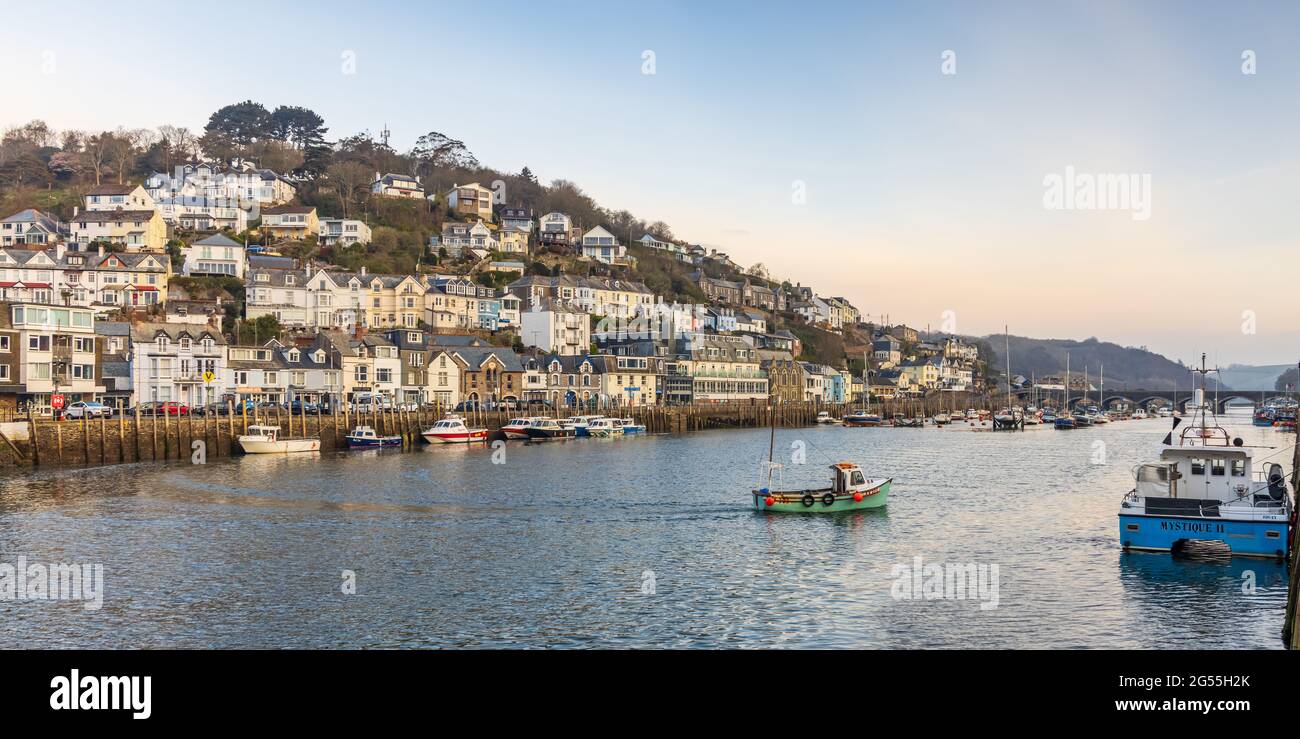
xmin=1217 ymin=364 xmax=1293 ymax=391
xmin=983 ymin=335 xmax=1219 ymax=390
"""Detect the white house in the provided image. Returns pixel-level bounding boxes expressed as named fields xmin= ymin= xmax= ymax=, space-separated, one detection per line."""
xmin=520 ymin=301 xmax=590 ymax=356
xmin=130 ymin=322 xmax=227 ymax=408
xmin=183 ymin=233 xmax=246 ymax=279
xmin=580 ymin=226 xmax=626 ymax=264
xmin=319 ymin=218 xmax=372 ymax=247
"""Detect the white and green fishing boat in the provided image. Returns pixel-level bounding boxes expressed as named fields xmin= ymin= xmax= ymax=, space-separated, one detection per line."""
xmin=753 ymin=462 xmax=891 ymax=512
xmin=750 ymin=403 xmax=891 ymax=513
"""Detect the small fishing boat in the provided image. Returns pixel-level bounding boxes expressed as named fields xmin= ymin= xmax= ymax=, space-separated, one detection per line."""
xmin=619 ymin=418 xmax=646 ymax=434
xmin=933 ymin=412 xmax=950 ymax=425
xmin=501 ymin=416 xmax=545 ymax=439
xmin=754 ymin=462 xmax=890 ymax=513
xmin=586 ymin=417 xmax=625 ymax=438
xmin=422 ymin=416 xmax=489 ymax=444
xmin=815 ymin=411 xmax=837 ymax=424
xmin=237 ymin=425 xmax=321 ymax=454
xmin=1072 ymin=410 xmax=1095 ymax=427
xmin=1023 ymin=411 xmax=1042 ymax=425
xmin=842 ymin=409 xmax=882 ymax=427
xmin=1119 ymin=357 xmax=1293 ymax=559
xmin=524 ymin=418 xmax=575 ymax=440
xmin=1132 ymin=409 xmax=1147 ymax=420
xmin=965 ymin=409 xmax=980 ymax=421
xmin=345 ymin=425 xmax=402 ymax=448
xmin=1054 ymin=416 xmax=1077 ymax=430
xmin=1041 ymin=411 xmax=1057 ymax=423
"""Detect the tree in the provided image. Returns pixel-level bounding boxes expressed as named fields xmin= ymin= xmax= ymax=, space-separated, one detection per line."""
xmin=409 ymin=131 xmax=478 ymax=173
xmin=201 ymin=100 xmax=274 ymax=160
xmin=269 ymin=105 xmax=328 ymax=150
xmin=326 ymin=161 xmax=373 ymax=218
xmin=647 ymin=220 xmax=674 ymax=240
xmin=81 ymin=131 xmax=116 ymax=185
xmin=1276 ymin=367 xmax=1298 ymax=392
xmin=520 ymin=166 xmax=538 ymax=184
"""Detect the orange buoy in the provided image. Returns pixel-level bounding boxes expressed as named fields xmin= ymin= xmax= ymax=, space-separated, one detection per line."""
xmin=764 ymin=496 xmax=776 ymax=507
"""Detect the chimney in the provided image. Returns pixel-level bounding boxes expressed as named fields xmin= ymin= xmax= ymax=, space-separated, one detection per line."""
xmin=73 ymin=206 xmax=79 ymax=217
xmin=374 ymin=172 xmax=381 ymax=184
xmin=97 ymin=244 xmax=104 ymax=257
xmin=360 ymin=266 xmax=366 ymax=276
xmin=55 ymin=242 xmax=66 ymax=260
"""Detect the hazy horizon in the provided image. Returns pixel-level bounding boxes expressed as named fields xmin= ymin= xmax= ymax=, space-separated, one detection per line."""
xmin=2 ymin=0 xmax=1297 ymax=366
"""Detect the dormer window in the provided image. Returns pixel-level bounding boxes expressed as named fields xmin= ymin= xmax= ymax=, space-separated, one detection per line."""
xmin=180 ymin=337 xmax=191 ymax=350
xmin=157 ymin=336 xmax=169 ymax=351
xmin=288 ymin=349 xmax=300 ymax=362
xmin=313 ymin=350 xmax=325 ymax=363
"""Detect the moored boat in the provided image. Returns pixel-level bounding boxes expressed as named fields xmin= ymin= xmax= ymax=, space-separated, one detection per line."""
xmin=1119 ymin=358 xmax=1293 ymax=559
xmin=421 ymin=416 xmax=489 ymax=444
xmin=345 ymin=425 xmax=402 ymax=448
xmin=815 ymin=411 xmax=836 ymax=424
xmin=501 ymin=416 xmax=545 ymax=439
xmin=842 ymin=409 xmax=882 ymax=427
xmin=237 ymin=425 xmax=321 ymax=454
xmin=619 ymin=418 xmax=646 ymax=434
xmin=524 ymin=418 xmax=575 ymax=440
xmin=586 ymin=417 xmax=625 ymax=438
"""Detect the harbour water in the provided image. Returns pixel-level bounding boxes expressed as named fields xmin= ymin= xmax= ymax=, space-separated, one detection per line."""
xmin=0 ymin=409 xmax=1290 ymax=648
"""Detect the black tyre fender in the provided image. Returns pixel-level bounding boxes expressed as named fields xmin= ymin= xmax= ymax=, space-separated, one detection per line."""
xmin=822 ymin=493 xmax=836 ymax=507
xmin=801 ymin=494 xmax=816 ymax=508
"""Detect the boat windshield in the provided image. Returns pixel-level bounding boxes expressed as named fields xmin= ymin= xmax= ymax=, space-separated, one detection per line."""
xmin=1135 ymin=463 xmax=1175 ymax=498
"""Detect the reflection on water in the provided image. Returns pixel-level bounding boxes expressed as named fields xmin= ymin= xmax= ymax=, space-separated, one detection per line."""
xmin=0 ymin=408 xmax=1289 ymax=648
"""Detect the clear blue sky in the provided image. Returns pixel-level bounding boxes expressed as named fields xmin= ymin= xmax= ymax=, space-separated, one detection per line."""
xmin=3 ymin=0 xmax=1298 ymax=365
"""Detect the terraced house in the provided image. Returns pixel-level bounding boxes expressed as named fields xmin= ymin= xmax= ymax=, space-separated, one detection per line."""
xmin=664 ymin=334 xmax=768 ymax=404
xmin=129 ymin=322 xmax=226 ymax=408
xmin=0 ymin=302 xmax=104 ymax=415
xmin=0 ymin=245 xmax=170 ymax=309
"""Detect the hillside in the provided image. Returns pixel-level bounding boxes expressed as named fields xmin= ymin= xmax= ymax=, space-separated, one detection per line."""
xmin=985 ymin=335 xmax=1217 ymax=390
xmin=1217 ymin=364 xmax=1294 ymax=391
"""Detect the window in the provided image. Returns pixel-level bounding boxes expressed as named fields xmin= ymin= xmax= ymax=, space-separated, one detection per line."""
xmin=28 ymin=335 xmax=50 ymax=352
xmin=265 ymin=372 xmax=278 ymax=384
xmin=1190 ymin=458 xmax=1205 ymax=475
xmin=1210 ymin=459 xmax=1226 ymax=476
xmin=0 ymin=336 xmax=8 ymax=352
xmin=1231 ymin=459 xmax=1246 ymax=477
xmin=0 ymin=365 xmax=8 ymax=380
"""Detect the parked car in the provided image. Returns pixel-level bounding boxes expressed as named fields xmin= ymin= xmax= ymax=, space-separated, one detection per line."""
xmin=287 ymin=399 xmax=320 ymax=415
xmin=159 ymin=401 xmax=190 ymax=416
xmin=127 ymin=402 xmax=164 ymax=417
xmin=63 ymin=401 xmax=113 ymax=420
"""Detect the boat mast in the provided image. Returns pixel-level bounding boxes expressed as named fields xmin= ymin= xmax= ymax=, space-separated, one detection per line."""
xmin=766 ymin=398 xmax=778 ymax=487
xmin=1004 ymin=326 xmax=1011 ymax=409
xmin=1065 ymin=352 xmax=1070 ymax=413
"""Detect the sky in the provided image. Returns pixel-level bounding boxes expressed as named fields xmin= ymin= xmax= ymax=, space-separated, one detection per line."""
xmin=2 ymin=0 xmax=1297 ymax=366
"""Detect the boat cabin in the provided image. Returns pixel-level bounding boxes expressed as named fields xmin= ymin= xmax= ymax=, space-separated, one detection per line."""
xmin=1133 ymin=447 xmax=1287 ymax=513
xmin=830 ymin=462 xmax=870 ymax=493
xmin=429 ymin=418 xmax=469 ymax=431
xmin=245 ymin=425 xmax=280 ymax=441
xmin=350 ymin=425 xmax=379 ymax=440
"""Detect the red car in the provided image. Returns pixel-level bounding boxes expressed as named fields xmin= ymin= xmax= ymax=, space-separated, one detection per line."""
xmin=159 ymin=401 xmax=190 ymax=416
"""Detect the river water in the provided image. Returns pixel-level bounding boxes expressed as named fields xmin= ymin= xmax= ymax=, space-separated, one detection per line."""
xmin=0 ymin=409 xmax=1291 ymax=648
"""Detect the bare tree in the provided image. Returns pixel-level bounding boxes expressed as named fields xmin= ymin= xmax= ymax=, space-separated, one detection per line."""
xmin=326 ymin=161 xmax=373 ymax=218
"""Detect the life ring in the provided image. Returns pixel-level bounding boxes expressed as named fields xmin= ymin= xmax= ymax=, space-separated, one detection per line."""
xmin=801 ymin=494 xmax=816 ymax=507
xmin=822 ymin=493 xmax=836 ymax=507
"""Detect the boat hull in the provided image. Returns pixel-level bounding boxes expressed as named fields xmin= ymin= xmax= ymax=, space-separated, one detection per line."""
xmin=346 ymin=436 xmax=402 ymax=448
xmin=422 ymin=430 xmax=488 ymax=444
xmin=501 ymin=428 xmax=532 ymax=439
xmin=1118 ymin=513 xmax=1290 ymax=559
xmin=842 ymin=417 xmax=882 ymax=427
xmin=754 ymin=480 xmax=890 ymax=513
xmin=525 ymin=428 xmax=574 ymax=440
xmin=238 ymin=438 xmax=321 ymax=454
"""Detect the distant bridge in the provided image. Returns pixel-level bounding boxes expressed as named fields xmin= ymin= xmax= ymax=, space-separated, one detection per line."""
xmin=1008 ymin=388 xmax=1298 ymax=413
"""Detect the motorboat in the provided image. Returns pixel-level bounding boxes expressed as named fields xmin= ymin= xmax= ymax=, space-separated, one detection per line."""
xmin=345 ymin=425 xmax=402 ymax=448
xmin=237 ymin=425 xmax=321 ymax=454
xmin=422 ymin=416 xmax=489 ymax=444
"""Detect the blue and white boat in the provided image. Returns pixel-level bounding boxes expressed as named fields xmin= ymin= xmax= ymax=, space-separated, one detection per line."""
xmin=562 ymin=415 xmax=602 ymax=437
xmin=619 ymin=418 xmax=646 ymax=434
xmin=1118 ymin=360 xmax=1294 ymax=559
xmin=345 ymin=425 xmax=402 ymax=448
